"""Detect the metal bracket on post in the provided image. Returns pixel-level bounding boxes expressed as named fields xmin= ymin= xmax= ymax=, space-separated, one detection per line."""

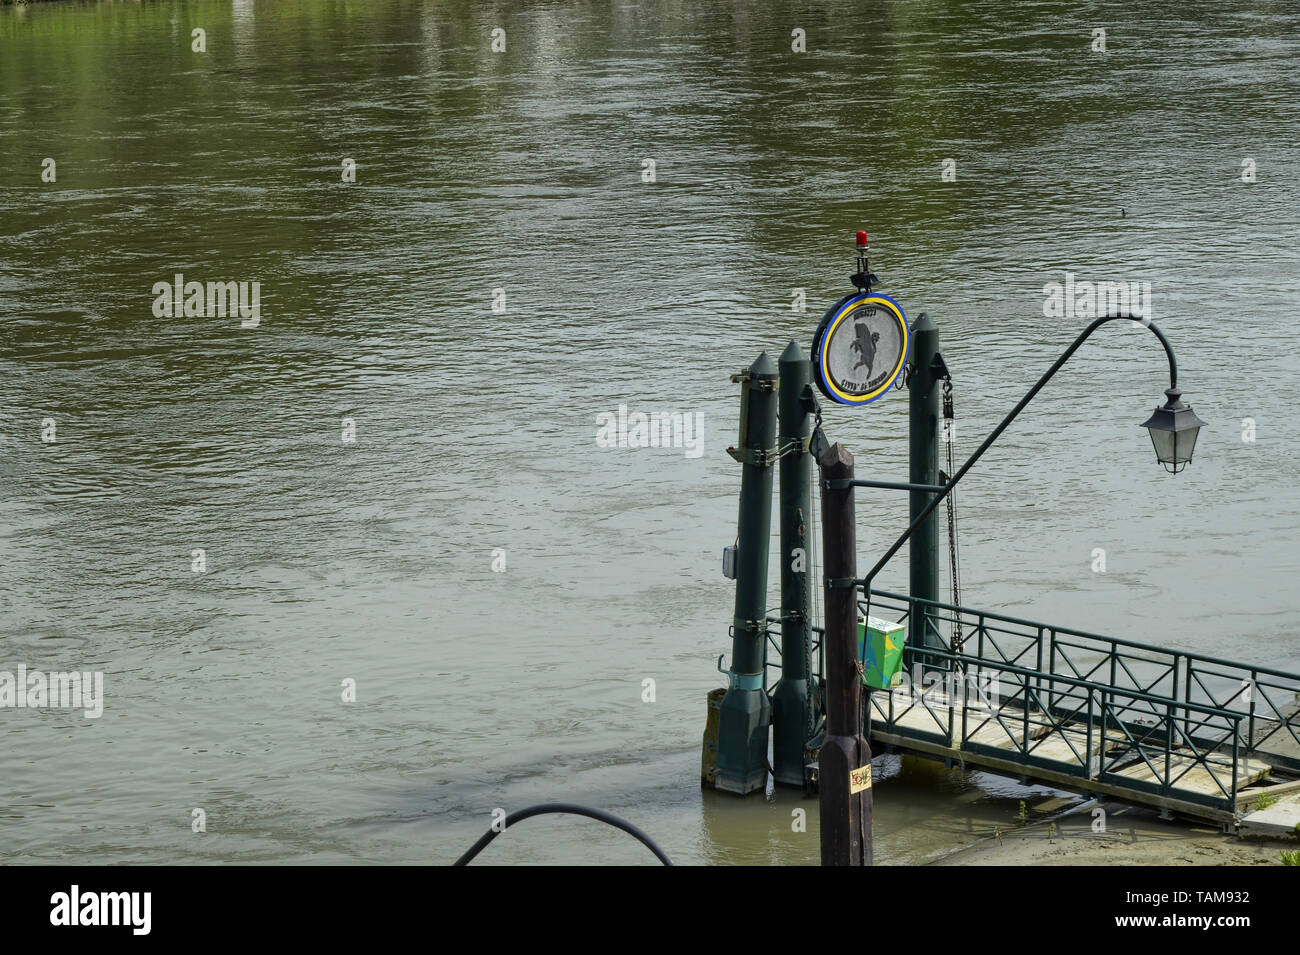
xmin=809 ymin=426 xmax=831 ymax=462
xmin=730 ymin=369 xmax=779 ymax=391
xmin=727 ymin=446 xmax=778 ymax=468
xmin=731 ymin=367 xmax=778 ymax=463
xmin=799 ymin=383 xmax=821 ymax=416
xmin=726 ymin=671 xmax=765 ymax=691
xmin=782 ymin=435 xmax=813 ymax=457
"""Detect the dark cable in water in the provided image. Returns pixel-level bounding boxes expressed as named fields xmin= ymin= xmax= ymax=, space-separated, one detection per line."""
xmin=453 ymin=802 xmax=673 ymax=866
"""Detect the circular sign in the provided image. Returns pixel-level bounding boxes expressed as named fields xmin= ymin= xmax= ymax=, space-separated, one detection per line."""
xmin=812 ymin=293 xmax=910 ymax=406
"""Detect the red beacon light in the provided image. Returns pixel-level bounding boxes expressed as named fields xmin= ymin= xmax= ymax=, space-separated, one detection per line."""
xmin=850 ymin=230 xmax=876 ymax=292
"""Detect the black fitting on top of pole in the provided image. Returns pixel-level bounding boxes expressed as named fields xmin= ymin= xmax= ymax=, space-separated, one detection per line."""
xmin=850 ymin=231 xmax=879 ymax=292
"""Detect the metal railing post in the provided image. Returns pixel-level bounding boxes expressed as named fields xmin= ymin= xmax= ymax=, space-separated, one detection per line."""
xmin=1248 ymin=668 xmax=1257 ymax=746
xmin=1087 ymin=687 xmax=1095 ymax=778
xmin=1165 ymin=701 xmax=1174 ymax=792
xmin=1231 ymin=721 xmax=1240 ymax=812
xmin=1049 ymin=629 xmax=1058 ymax=714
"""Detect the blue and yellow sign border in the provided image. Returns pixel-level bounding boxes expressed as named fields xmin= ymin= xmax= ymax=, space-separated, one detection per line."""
xmin=812 ymin=292 xmax=911 ymax=406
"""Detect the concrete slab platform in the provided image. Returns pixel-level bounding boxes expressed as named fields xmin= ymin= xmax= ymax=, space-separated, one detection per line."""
xmin=1238 ymin=791 xmax=1300 ymax=840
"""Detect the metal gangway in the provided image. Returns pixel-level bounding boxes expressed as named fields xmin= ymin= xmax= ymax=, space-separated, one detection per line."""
xmin=765 ymin=591 xmax=1300 ymax=825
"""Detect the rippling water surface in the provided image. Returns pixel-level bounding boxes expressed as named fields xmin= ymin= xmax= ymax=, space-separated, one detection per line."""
xmin=1 ymin=0 xmax=1298 ymax=864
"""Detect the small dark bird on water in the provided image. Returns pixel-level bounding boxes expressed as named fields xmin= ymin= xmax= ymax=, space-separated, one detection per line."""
xmin=1121 ymin=208 xmax=1126 ymax=217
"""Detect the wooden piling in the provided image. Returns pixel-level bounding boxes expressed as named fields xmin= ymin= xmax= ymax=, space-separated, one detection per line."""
xmin=818 ymin=441 xmax=872 ymax=865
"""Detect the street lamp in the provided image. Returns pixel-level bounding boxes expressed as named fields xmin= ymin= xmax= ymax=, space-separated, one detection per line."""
xmin=1141 ymin=387 xmax=1206 ymax=474
xmin=857 ymin=314 xmax=1203 ymax=599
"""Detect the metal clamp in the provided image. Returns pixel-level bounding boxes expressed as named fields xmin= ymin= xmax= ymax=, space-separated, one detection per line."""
xmin=825 ymin=577 xmax=859 ymax=590
xmin=808 ymin=425 xmax=831 ymax=462
xmin=932 ymin=352 xmax=950 ymax=380
xmin=727 ymin=670 xmax=765 ymax=691
xmin=780 ymin=436 xmax=812 ymax=457
xmin=726 ymin=446 xmax=778 ymax=468
xmin=799 ymin=384 xmax=821 ymax=416
xmin=730 ymin=370 xmax=778 ymax=392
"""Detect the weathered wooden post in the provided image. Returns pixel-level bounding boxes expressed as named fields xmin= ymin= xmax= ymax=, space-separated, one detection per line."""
xmin=818 ymin=442 xmax=872 ymax=865
xmin=714 ymin=351 xmax=778 ymax=795
xmin=772 ymin=341 xmax=814 ymax=787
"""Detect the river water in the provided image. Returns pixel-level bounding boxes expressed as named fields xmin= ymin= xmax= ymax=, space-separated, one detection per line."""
xmin=1 ymin=0 xmax=1298 ymax=864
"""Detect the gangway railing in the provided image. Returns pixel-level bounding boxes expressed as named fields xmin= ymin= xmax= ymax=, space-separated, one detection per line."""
xmin=758 ymin=590 xmax=1300 ymax=817
xmin=865 ymin=589 xmax=1300 ymax=776
xmin=867 ymin=643 xmax=1248 ymax=812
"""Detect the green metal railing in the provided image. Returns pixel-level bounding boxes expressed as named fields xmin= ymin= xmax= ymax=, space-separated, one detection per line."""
xmin=763 ymin=615 xmax=824 ymax=695
xmin=867 ymin=643 xmax=1246 ymax=811
xmin=864 ymin=589 xmax=1300 ymax=776
xmin=760 ymin=589 xmax=1300 ymax=813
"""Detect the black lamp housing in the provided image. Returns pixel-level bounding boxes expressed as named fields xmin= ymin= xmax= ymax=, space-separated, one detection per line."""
xmin=1140 ymin=387 xmax=1206 ymax=474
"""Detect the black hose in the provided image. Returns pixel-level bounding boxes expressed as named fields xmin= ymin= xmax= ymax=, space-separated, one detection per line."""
xmin=453 ymin=802 xmax=673 ymax=866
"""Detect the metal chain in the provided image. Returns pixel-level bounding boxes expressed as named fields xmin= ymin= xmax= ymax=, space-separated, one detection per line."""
xmin=796 ymin=506 xmax=815 ymax=751
xmin=809 ymin=482 xmax=825 ymax=743
xmin=943 ymin=375 xmax=964 ymax=652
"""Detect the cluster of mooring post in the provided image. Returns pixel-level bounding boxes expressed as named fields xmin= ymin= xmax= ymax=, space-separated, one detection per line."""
xmin=704 ymin=281 xmax=1208 ymax=868
xmin=712 ymin=344 xmax=822 ymax=795
xmin=705 ymin=327 xmax=947 ymax=866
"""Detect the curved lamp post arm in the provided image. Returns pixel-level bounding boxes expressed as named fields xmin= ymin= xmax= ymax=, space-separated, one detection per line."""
xmin=859 ymin=314 xmax=1177 ymax=591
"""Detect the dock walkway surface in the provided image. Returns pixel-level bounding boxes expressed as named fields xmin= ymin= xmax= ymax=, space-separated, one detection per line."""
xmin=868 ymin=685 xmax=1294 ymax=825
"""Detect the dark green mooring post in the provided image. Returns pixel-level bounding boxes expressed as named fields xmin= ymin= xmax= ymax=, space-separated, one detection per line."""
xmin=772 ymin=342 xmax=813 ymax=788
xmin=819 ymin=442 xmax=871 ymax=865
xmin=908 ymin=313 xmax=943 ymax=665
xmin=715 ymin=351 xmax=778 ymax=795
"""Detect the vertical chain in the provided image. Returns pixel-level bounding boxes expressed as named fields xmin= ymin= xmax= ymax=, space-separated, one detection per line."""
xmin=943 ymin=375 xmax=963 ymax=652
xmin=794 ymin=505 xmax=814 ymax=753
xmin=808 ymin=404 xmax=825 ymax=755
